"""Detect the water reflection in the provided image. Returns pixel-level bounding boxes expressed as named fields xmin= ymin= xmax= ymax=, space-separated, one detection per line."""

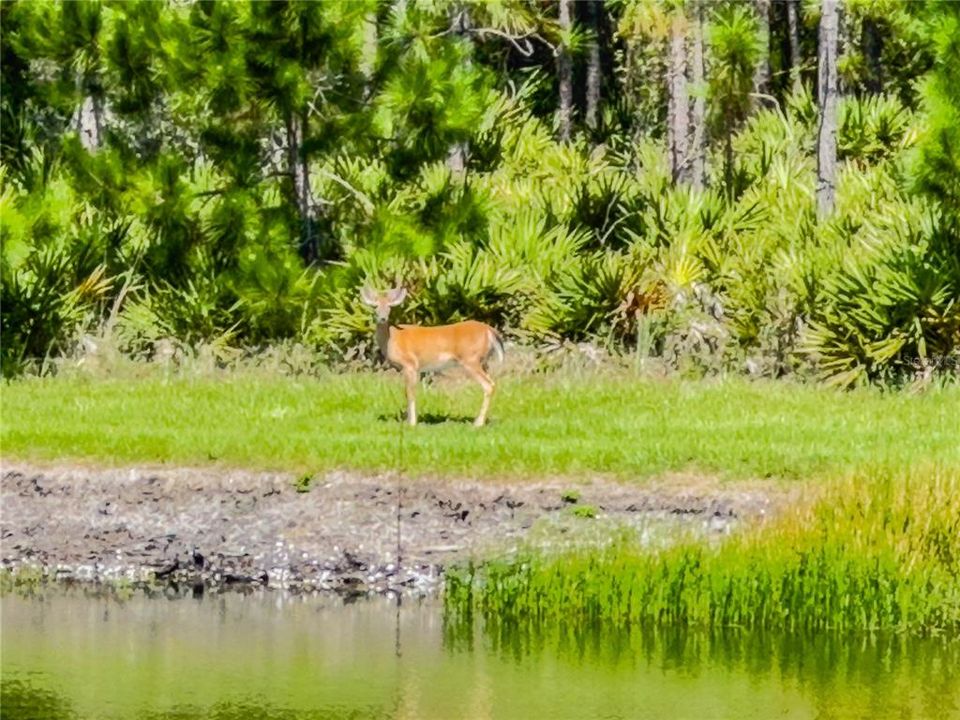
xmin=2 ymin=588 xmax=958 ymax=720
xmin=2 ymin=678 xmax=79 ymax=720
xmin=144 ymin=702 xmax=387 ymax=720
xmin=447 ymin=616 xmax=960 ymax=720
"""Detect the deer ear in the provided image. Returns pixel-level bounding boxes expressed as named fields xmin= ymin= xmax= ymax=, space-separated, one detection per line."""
xmin=387 ymin=287 xmax=407 ymax=306
xmin=360 ymin=286 xmax=379 ymax=306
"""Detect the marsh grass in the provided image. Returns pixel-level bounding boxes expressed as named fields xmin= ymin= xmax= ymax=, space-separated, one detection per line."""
xmin=2 ymin=368 xmax=957 ymax=479
xmin=445 ymin=469 xmax=960 ymax=634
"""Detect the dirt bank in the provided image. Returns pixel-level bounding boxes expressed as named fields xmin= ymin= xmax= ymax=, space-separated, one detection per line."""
xmin=1 ymin=463 xmax=790 ymax=595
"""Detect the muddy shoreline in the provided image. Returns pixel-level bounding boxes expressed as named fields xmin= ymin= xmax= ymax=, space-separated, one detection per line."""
xmin=2 ymin=463 xmax=788 ymax=596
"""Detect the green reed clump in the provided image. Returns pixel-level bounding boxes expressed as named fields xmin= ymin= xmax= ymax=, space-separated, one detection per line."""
xmin=446 ymin=469 xmax=960 ymax=634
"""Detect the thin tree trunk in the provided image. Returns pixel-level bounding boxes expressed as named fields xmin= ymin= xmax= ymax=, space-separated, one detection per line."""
xmin=76 ymin=93 xmax=104 ymax=151
xmin=585 ymin=0 xmax=601 ymax=131
xmin=448 ymin=5 xmax=470 ymax=175
xmin=73 ymin=8 xmax=105 ymax=153
xmin=361 ymin=10 xmax=378 ymax=100
xmin=752 ymin=0 xmax=771 ymax=108
xmin=689 ymin=0 xmax=707 ymax=190
xmin=288 ymin=12 xmax=320 ymax=263
xmin=75 ymin=66 xmax=104 ymax=152
xmin=787 ymin=0 xmax=802 ymax=94
xmin=724 ymin=133 xmax=734 ymax=201
xmin=816 ymin=0 xmax=839 ymax=219
xmin=287 ymin=111 xmax=317 ymax=263
xmin=557 ymin=0 xmax=574 ymax=141
xmin=666 ymin=10 xmax=689 ymax=183
xmin=447 ymin=143 xmax=468 ymax=177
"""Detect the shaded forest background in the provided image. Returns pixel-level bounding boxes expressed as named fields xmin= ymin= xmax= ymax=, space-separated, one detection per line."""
xmin=1 ymin=0 xmax=958 ymax=385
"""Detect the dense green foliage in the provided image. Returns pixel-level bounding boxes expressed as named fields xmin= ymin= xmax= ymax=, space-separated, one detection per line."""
xmin=446 ymin=468 xmax=960 ymax=633
xmin=2 ymin=0 xmax=958 ymax=384
xmin=3 ymin=370 xmax=957 ymax=477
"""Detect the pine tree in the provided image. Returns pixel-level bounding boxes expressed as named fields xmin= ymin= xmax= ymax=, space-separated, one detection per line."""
xmin=6 ymin=0 xmax=109 ymax=152
xmin=708 ymin=4 xmax=760 ymax=200
xmin=913 ymin=2 xmax=960 ymax=216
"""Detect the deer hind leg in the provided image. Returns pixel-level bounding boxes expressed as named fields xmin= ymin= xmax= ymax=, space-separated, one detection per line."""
xmin=462 ymin=360 xmax=495 ymax=427
xmin=403 ymin=366 xmax=419 ymax=426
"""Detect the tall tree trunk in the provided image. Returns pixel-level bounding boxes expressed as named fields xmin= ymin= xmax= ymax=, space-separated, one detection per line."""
xmin=666 ymin=10 xmax=689 ymax=183
xmin=287 ymin=111 xmax=317 ymax=263
xmin=292 ymin=13 xmax=319 ymax=262
xmin=786 ymin=0 xmax=803 ymax=94
xmin=689 ymin=0 xmax=707 ymax=190
xmin=448 ymin=5 xmax=470 ymax=175
xmin=816 ymin=0 xmax=839 ymax=219
xmin=585 ymin=0 xmax=601 ymax=131
xmin=557 ymin=0 xmax=574 ymax=141
xmin=75 ymin=68 xmax=105 ymax=152
xmin=752 ymin=0 xmax=771 ymax=108
xmin=361 ymin=10 xmax=378 ymax=100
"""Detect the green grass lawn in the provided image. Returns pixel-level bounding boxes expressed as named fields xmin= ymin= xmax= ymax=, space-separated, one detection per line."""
xmin=2 ymin=370 xmax=957 ymax=480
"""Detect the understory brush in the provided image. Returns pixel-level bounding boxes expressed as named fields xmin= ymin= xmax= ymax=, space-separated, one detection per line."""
xmin=4 ymin=91 xmax=958 ymax=387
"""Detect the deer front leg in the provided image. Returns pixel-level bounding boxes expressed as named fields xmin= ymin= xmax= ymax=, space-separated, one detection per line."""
xmin=403 ymin=366 xmax=419 ymax=426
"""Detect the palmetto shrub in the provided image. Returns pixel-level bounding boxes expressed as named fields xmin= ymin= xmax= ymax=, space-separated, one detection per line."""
xmin=801 ymin=203 xmax=960 ymax=387
xmin=838 ymin=94 xmax=914 ymax=164
xmin=1 ymin=165 xmax=117 ymax=374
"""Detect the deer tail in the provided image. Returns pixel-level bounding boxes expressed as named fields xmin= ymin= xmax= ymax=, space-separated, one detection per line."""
xmin=488 ymin=328 xmax=505 ymax=364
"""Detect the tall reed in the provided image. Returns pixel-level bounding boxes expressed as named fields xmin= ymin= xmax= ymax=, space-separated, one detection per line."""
xmin=446 ymin=468 xmax=960 ymax=634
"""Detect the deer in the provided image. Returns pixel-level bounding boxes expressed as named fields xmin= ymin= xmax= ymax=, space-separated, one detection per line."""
xmin=360 ymin=287 xmax=504 ymax=427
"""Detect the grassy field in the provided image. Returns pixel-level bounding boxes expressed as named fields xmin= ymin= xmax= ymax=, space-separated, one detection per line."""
xmin=2 ymin=369 xmax=957 ymax=480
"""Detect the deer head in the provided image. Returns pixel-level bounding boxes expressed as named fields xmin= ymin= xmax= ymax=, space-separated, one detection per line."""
xmin=360 ymin=286 xmax=407 ymax=324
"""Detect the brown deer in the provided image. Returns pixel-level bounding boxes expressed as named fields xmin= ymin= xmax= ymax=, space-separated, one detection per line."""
xmin=360 ymin=287 xmax=504 ymax=426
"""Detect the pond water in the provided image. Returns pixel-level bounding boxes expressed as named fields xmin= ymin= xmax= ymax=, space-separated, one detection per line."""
xmin=3 ymin=589 xmax=959 ymax=720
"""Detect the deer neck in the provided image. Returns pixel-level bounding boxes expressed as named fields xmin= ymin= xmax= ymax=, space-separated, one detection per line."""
xmin=375 ymin=319 xmax=393 ymax=359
